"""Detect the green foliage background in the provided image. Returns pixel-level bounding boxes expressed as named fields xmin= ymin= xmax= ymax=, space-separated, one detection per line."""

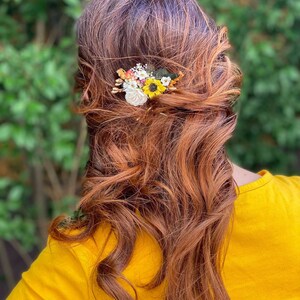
xmin=0 ymin=0 xmax=299 ymax=296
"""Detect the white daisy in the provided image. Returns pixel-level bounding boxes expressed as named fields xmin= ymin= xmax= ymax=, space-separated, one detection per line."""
xmin=123 ymin=80 xmax=138 ymax=91
xmin=125 ymin=88 xmax=148 ymax=106
xmin=161 ymin=76 xmax=172 ymax=87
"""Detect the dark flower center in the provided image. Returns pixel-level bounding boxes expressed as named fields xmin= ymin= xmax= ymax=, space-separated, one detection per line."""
xmin=149 ymin=83 xmax=158 ymax=92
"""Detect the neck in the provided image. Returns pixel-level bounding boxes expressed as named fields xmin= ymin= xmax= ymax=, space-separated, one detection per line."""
xmin=231 ymin=162 xmax=261 ymax=187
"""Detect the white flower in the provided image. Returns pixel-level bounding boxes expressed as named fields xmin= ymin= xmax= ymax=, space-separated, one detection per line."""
xmin=135 ymin=69 xmax=149 ymax=80
xmin=161 ymin=76 xmax=172 ymax=87
xmin=123 ymin=80 xmax=138 ymax=91
xmin=125 ymin=88 xmax=148 ymax=106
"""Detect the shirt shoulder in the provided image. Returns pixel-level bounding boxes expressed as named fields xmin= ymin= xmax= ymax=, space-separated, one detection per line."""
xmin=236 ymin=169 xmax=300 ymax=205
xmin=7 ymin=223 xmax=126 ymax=300
xmin=273 ymin=173 xmax=300 ymax=196
xmin=7 ymin=235 xmax=93 ymax=300
xmin=224 ymin=171 xmax=300 ymax=298
xmin=7 ymin=223 xmax=164 ymax=300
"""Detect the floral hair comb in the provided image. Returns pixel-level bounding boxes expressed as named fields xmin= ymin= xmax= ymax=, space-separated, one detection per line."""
xmin=112 ymin=63 xmax=184 ymax=106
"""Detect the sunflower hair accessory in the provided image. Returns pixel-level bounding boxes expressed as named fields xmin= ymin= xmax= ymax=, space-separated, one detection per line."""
xmin=112 ymin=63 xmax=184 ymax=106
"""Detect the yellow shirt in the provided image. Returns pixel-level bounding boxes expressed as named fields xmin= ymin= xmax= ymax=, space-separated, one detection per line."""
xmin=7 ymin=170 xmax=300 ymax=299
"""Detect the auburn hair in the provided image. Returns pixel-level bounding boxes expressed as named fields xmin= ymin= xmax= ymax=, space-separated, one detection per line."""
xmin=50 ymin=0 xmax=242 ymax=299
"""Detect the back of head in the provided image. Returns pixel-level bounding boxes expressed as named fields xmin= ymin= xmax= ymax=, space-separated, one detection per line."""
xmin=51 ymin=0 xmax=242 ymax=299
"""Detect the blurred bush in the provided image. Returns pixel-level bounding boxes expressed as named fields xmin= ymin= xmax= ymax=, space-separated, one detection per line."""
xmin=201 ymin=0 xmax=300 ymax=172
xmin=0 ymin=0 xmax=299 ymax=296
xmin=0 ymin=0 xmax=88 ymax=294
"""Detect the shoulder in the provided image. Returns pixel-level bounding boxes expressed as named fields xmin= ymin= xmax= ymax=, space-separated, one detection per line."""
xmin=44 ymin=223 xmax=119 ymax=277
xmin=272 ymin=171 xmax=300 ymax=204
xmin=7 ymin=226 xmax=116 ymax=300
xmin=236 ymin=169 xmax=300 ymax=199
xmin=273 ymin=172 xmax=300 ymax=193
xmin=224 ymin=171 xmax=300 ymax=297
xmin=45 ymin=222 xmax=118 ymax=261
xmin=7 ymin=235 xmax=90 ymax=300
xmin=233 ymin=170 xmax=300 ymax=239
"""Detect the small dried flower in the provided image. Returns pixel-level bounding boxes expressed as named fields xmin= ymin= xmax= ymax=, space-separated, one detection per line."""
xmin=117 ymin=68 xmax=126 ymax=80
xmin=112 ymin=87 xmax=123 ymax=94
xmin=115 ymin=78 xmax=124 ymax=86
xmin=169 ymin=71 xmax=184 ymax=87
xmin=161 ymin=76 xmax=172 ymax=87
xmin=125 ymin=70 xmax=135 ymax=80
xmin=135 ymin=69 xmax=149 ymax=80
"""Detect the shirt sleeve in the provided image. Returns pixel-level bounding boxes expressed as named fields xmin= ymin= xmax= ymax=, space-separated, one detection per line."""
xmin=7 ymin=236 xmax=91 ymax=300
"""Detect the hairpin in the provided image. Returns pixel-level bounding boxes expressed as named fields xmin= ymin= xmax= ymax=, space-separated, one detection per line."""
xmin=112 ymin=63 xmax=184 ymax=106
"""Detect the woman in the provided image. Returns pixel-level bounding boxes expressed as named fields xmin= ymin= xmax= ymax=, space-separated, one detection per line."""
xmin=8 ymin=0 xmax=300 ymax=299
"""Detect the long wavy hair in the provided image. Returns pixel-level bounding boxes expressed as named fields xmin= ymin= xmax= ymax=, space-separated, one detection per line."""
xmin=50 ymin=0 xmax=242 ymax=299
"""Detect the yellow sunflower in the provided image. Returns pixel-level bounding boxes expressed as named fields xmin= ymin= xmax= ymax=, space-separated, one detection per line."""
xmin=143 ymin=78 xmax=166 ymax=99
